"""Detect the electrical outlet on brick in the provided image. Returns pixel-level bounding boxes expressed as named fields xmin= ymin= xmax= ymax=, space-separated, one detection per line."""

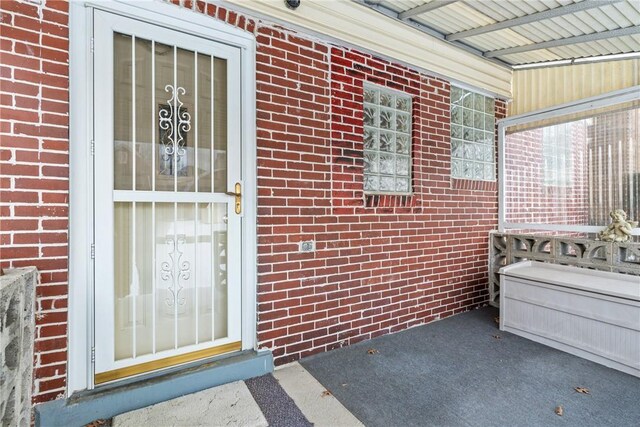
xmin=299 ymin=241 xmax=316 ymax=253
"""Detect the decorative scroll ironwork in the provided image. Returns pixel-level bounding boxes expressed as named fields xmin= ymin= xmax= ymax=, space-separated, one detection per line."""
xmin=158 ymin=85 xmax=191 ymax=176
xmin=488 ymin=232 xmax=640 ymax=307
xmin=160 ymin=234 xmax=191 ymax=307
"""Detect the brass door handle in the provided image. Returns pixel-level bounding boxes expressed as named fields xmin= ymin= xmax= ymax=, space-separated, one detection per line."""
xmin=225 ymin=182 xmax=242 ymax=214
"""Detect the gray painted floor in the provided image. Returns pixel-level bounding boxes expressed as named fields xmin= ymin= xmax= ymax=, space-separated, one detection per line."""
xmin=301 ymin=307 xmax=640 ymax=427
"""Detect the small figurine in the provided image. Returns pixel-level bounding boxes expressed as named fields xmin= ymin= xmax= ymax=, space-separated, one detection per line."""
xmin=597 ymin=209 xmax=638 ymax=243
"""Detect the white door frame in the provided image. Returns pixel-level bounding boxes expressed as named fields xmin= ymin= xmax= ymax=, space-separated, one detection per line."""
xmin=68 ymin=0 xmax=257 ymax=395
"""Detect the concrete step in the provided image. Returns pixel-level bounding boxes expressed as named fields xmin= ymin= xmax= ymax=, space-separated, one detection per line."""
xmin=112 ymin=362 xmax=363 ymax=427
xmin=35 ymin=350 xmax=273 ymax=427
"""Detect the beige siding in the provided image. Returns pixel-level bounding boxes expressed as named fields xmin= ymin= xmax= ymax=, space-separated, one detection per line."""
xmin=225 ymin=0 xmax=512 ymax=97
xmin=511 ymin=60 xmax=640 ymax=116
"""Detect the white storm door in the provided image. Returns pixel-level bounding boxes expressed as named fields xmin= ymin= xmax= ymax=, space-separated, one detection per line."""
xmin=93 ymin=10 xmax=243 ymax=384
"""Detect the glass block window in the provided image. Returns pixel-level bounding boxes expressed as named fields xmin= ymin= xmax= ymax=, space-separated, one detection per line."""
xmin=450 ymin=86 xmax=495 ymax=181
xmin=543 ymin=123 xmax=573 ymax=187
xmin=363 ymin=84 xmax=412 ymax=194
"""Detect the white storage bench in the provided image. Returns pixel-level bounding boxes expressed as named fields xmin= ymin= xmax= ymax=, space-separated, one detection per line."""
xmin=499 ymin=261 xmax=640 ymax=377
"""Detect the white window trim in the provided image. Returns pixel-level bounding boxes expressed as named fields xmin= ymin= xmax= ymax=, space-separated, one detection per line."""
xmin=497 ymin=85 xmax=640 ymax=234
xmin=68 ymin=0 xmax=257 ymax=395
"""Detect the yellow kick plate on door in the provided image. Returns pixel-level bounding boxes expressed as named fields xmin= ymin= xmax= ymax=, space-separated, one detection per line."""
xmin=95 ymin=341 xmax=242 ymax=384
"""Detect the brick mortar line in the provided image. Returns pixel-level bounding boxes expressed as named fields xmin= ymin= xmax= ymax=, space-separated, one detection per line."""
xmin=1 ymin=119 xmax=70 ymax=128
xmin=0 ymin=105 xmax=69 ymax=115
xmin=0 ymin=81 xmax=69 ymax=93
xmin=0 ymin=60 xmax=70 ymax=74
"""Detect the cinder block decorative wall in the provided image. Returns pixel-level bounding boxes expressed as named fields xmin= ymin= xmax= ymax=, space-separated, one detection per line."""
xmin=0 ymin=0 xmax=506 ymax=403
xmin=489 ymin=232 xmax=640 ymax=306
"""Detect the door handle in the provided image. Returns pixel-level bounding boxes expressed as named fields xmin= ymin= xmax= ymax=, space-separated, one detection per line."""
xmin=225 ymin=182 xmax=242 ymax=214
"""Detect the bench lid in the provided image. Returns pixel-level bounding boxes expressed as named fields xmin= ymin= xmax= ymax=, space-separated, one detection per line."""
xmin=499 ymin=261 xmax=640 ymax=301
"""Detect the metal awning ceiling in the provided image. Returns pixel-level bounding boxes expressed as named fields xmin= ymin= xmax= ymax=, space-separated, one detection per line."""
xmin=356 ymin=0 xmax=640 ymax=68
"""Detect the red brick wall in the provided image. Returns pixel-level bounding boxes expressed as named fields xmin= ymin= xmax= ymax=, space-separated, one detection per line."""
xmin=182 ymin=0 xmax=506 ymax=365
xmin=0 ymin=0 xmax=69 ymax=403
xmin=0 ymin=0 xmax=506 ymax=403
xmin=504 ymin=124 xmax=589 ymax=226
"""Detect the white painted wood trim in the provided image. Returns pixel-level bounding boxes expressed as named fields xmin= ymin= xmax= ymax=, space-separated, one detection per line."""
xmin=92 ymin=8 xmax=116 ymax=379
xmin=68 ymin=0 xmax=257 ymax=394
xmin=87 ymin=0 xmax=254 ymax=46
xmin=240 ymin=39 xmax=258 ymax=353
xmin=68 ymin=0 xmax=95 ymax=395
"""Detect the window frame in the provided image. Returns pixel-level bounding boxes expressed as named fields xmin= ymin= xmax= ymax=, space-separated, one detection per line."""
xmin=450 ymin=85 xmax=496 ymax=182
xmin=542 ymin=123 xmax=574 ymax=188
xmin=362 ymin=82 xmax=413 ymax=196
xmin=497 ymin=86 xmax=640 ymax=235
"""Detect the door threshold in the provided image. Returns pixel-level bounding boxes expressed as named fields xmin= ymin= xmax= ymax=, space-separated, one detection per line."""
xmin=35 ymin=349 xmax=273 ymax=427
xmin=95 ymin=341 xmax=242 ymax=385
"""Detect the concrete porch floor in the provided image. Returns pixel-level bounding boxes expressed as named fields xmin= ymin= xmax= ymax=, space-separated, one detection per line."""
xmin=112 ymin=362 xmax=362 ymax=427
xmin=112 ymin=307 xmax=640 ymax=426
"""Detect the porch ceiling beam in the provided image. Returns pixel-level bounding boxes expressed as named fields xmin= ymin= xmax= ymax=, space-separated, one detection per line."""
xmin=398 ymin=0 xmax=458 ymax=21
xmin=447 ymin=0 xmax=623 ymax=42
xmin=485 ymin=26 xmax=640 ymax=58
xmin=353 ymin=0 xmax=512 ymax=68
xmin=360 ymin=0 xmax=449 ymax=40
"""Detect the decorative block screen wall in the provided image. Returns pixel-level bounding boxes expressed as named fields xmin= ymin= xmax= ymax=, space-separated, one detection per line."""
xmin=0 ymin=0 xmax=506 ymax=403
xmin=489 ymin=232 xmax=640 ymax=307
